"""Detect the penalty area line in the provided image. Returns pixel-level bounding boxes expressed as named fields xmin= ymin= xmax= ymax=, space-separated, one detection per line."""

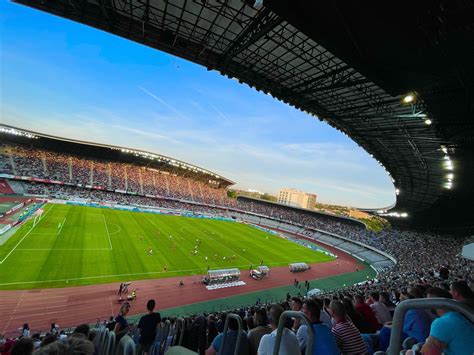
xmin=0 ymin=204 xmax=55 ymax=265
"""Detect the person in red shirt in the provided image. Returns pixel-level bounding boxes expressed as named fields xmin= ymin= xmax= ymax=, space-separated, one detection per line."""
xmin=354 ymin=294 xmax=380 ymax=333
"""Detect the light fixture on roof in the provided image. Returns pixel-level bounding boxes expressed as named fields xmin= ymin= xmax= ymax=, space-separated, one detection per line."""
xmin=441 ymin=145 xmax=448 ymax=154
xmin=402 ymin=93 xmax=416 ymax=104
xmin=395 ymin=188 xmax=400 ymax=195
xmin=424 ymin=118 xmax=432 ymax=125
xmin=444 ymin=160 xmax=453 ymax=170
xmin=447 ymin=173 xmax=454 ymax=179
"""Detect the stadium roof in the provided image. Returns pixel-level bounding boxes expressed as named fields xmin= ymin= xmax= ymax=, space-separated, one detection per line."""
xmin=0 ymin=124 xmax=235 ymax=186
xmin=13 ymin=0 xmax=474 ymax=231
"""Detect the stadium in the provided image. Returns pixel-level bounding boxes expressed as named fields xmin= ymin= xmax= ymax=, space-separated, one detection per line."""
xmin=1 ymin=1 xmax=473 ymax=355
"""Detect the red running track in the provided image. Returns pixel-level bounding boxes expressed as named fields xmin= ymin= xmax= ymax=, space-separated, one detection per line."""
xmin=0 ymin=239 xmax=362 ymax=336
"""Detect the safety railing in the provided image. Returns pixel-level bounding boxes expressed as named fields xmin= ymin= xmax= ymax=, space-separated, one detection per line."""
xmin=387 ymin=298 xmax=474 ymax=355
xmin=273 ymin=311 xmax=314 ymax=355
xmin=220 ymin=313 xmax=244 ymax=355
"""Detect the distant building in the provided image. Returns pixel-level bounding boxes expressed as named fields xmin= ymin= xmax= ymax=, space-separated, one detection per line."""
xmin=277 ymin=188 xmax=317 ymax=209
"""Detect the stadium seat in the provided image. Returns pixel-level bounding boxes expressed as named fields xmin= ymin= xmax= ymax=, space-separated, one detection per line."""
xmin=164 ymin=346 xmax=197 ymax=355
xmin=93 ymin=328 xmax=104 ymax=351
xmin=100 ymin=329 xmax=111 ymax=355
xmin=94 ymin=328 xmax=109 ymax=355
xmin=117 ymin=335 xmax=136 ymax=355
xmin=105 ymin=331 xmax=116 ymax=355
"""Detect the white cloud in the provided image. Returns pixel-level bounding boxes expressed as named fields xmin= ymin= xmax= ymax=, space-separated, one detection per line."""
xmin=138 ymin=86 xmax=188 ymax=119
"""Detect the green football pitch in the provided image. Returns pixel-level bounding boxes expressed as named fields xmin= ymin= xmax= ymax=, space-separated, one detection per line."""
xmin=0 ymin=204 xmax=334 ymax=290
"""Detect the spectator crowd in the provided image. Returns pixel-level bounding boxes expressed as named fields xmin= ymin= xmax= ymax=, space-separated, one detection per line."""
xmin=0 ymin=144 xmax=231 ymax=207
xmin=2 ymin=280 xmax=473 ymax=355
xmin=1 ymin=142 xmax=473 ymax=355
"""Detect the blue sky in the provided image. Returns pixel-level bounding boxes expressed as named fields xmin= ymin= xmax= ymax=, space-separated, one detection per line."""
xmin=0 ymin=1 xmax=395 ymax=208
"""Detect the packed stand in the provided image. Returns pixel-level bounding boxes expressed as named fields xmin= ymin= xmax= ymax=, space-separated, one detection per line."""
xmin=92 ymin=161 xmax=111 ymax=189
xmin=71 ymin=157 xmax=92 ymax=186
xmin=125 ymin=165 xmax=142 ymax=194
xmin=0 ymin=144 xmax=233 ymax=207
xmin=4 ymin=279 xmax=473 ymax=355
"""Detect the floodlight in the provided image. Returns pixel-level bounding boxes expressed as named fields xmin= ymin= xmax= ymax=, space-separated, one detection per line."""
xmin=402 ymin=93 xmax=415 ymax=104
xmin=447 ymin=173 xmax=454 ymax=179
xmin=424 ymin=119 xmax=432 ymax=125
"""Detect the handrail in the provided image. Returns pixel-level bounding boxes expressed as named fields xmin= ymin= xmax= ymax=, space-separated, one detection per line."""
xmin=220 ymin=313 xmax=244 ymax=355
xmin=388 ymin=298 xmax=474 ymax=355
xmin=273 ymin=311 xmax=314 ymax=355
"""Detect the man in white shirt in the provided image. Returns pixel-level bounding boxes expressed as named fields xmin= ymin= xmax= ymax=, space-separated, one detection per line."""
xmin=369 ymin=291 xmax=392 ymax=325
xmin=258 ymin=306 xmax=300 ymax=355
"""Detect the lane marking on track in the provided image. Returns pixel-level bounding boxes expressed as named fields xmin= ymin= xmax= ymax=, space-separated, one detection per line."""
xmin=0 ymin=204 xmax=55 ymax=264
xmin=102 ymin=214 xmax=113 ymax=250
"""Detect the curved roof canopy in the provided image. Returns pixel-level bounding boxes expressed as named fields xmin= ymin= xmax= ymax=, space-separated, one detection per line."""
xmin=13 ymin=0 xmax=474 ymax=231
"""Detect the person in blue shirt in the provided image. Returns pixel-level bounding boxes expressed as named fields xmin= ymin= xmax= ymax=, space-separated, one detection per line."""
xmin=206 ymin=315 xmax=248 ymax=355
xmin=379 ymin=293 xmax=433 ymax=351
xmin=420 ymin=287 xmax=474 ymax=355
xmin=297 ymin=299 xmax=339 ymax=355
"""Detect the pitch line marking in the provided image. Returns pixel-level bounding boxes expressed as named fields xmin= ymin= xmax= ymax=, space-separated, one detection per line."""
xmin=0 ymin=204 xmax=55 ymax=264
xmin=57 ymin=217 xmax=66 ymax=236
xmin=102 ymin=214 xmax=113 ymax=250
xmin=16 ymin=248 xmax=111 ymax=251
xmin=107 ymin=223 xmax=122 ymax=235
xmin=0 ymin=258 xmax=328 ymax=286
